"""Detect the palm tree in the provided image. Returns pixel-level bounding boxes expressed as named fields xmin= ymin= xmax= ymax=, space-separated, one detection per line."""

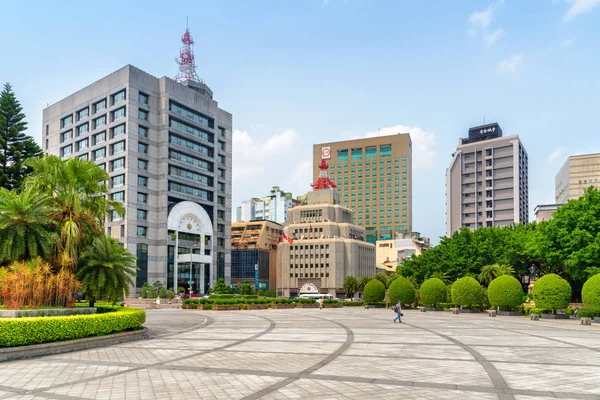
xmin=431 ymin=271 xmax=450 ymax=284
xmin=25 ymin=156 xmax=124 ymax=269
xmin=357 ymin=275 xmax=372 ymax=294
xmin=77 ymin=235 xmax=136 ymax=307
xmin=478 ymin=264 xmax=514 ymax=286
xmin=343 ymin=275 xmax=358 ymax=299
xmin=0 ymin=187 xmax=55 ymax=264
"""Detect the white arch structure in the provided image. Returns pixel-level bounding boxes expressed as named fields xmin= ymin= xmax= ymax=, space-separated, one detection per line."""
xmin=167 ymin=201 xmax=214 ymax=293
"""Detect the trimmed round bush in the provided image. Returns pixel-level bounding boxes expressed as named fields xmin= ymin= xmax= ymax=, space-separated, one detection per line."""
xmin=0 ymin=307 xmax=146 ymax=348
xmin=533 ymin=274 xmax=572 ymax=312
xmin=582 ymin=274 xmax=600 ymax=310
xmin=487 ymin=275 xmax=524 ymax=310
xmin=419 ymin=278 xmax=447 ymax=307
xmin=364 ymin=279 xmax=385 ymax=303
xmin=388 ymin=277 xmax=416 ymax=305
xmin=451 ymin=277 xmax=482 ymax=309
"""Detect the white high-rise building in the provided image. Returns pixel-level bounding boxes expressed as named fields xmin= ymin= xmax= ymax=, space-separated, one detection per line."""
xmin=236 ymin=186 xmax=297 ymax=224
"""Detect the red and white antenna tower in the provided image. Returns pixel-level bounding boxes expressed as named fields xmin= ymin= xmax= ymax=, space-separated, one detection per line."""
xmin=175 ymin=18 xmax=203 ymax=83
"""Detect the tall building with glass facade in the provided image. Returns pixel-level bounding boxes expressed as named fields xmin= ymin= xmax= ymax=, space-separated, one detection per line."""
xmin=312 ymin=134 xmax=412 ymax=243
xmin=42 ymin=65 xmax=232 ymax=294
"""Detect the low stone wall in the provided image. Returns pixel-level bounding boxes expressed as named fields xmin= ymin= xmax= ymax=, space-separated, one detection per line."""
xmin=0 ymin=307 xmax=96 ymax=319
xmin=0 ymin=328 xmax=148 ymax=362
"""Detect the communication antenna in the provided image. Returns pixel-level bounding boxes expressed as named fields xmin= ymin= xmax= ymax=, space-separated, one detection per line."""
xmin=175 ymin=18 xmax=203 ymax=83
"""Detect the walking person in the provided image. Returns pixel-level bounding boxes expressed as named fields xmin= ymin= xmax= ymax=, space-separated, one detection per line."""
xmin=318 ymin=298 xmax=323 ymax=310
xmin=393 ymin=301 xmax=402 ymax=323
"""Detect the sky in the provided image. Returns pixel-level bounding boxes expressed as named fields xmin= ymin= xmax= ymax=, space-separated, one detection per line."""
xmin=1 ymin=0 xmax=599 ymax=244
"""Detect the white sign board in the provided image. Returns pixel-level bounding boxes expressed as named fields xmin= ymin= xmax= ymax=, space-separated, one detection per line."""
xmin=321 ymin=146 xmax=331 ymax=159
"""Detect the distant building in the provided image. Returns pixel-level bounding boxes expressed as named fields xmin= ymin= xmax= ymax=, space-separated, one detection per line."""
xmin=446 ymin=123 xmax=529 ymax=237
xmin=231 ymin=220 xmax=283 ymax=291
xmin=555 ymin=153 xmax=600 ymax=203
xmin=276 ymin=160 xmax=375 ymax=298
xmin=533 ymin=204 xmax=563 ymax=223
xmin=236 ymin=186 xmax=298 ymax=224
xmin=313 ymin=134 xmax=412 ymax=243
xmin=376 ymin=232 xmax=431 ymax=269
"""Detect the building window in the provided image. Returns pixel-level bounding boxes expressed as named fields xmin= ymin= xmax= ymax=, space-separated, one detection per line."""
xmin=168 ymin=181 xmax=211 ymax=200
xmin=111 ymin=141 xmax=125 ymax=155
xmin=351 ymin=148 xmax=363 ymax=160
xmin=218 ymin=155 xmax=225 ymax=164
xmin=112 ymin=174 xmax=125 ymax=188
xmin=138 ymin=92 xmax=149 ymax=105
xmin=168 ymin=166 xmax=212 ymax=186
xmin=218 ymin=196 xmax=225 ymax=206
xmin=138 ymin=143 xmax=148 ymax=154
xmin=112 ymin=107 xmax=126 ymax=121
xmin=136 ymin=226 xmax=147 ymax=238
xmin=218 ymin=141 xmax=225 ymax=151
xmin=93 ymin=131 xmax=106 ymax=145
xmin=93 ymin=147 xmax=106 ymax=161
xmin=138 ymin=109 xmax=148 ymax=121
xmin=338 ymin=149 xmax=348 ymax=161
xmin=169 ymin=135 xmax=212 ymax=157
xmin=137 ymin=192 xmax=147 ymax=203
xmin=76 ymin=138 xmax=89 ymax=152
xmin=137 ymin=176 xmax=148 ymax=187
xmin=169 ymin=101 xmax=214 ymax=128
xmin=93 ymin=99 xmax=106 ymax=114
xmin=61 ymin=115 xmax=73 ymax=128
xmin=61 ymin=144 xmax=72 ymax=157
xmin=111 ymin=157 xmax=125 ymax=171
xmin=169 ymin=118 xmax=212 ymax=143
xmin=138 ymin=126 xmax=148 ymax=137
xmin=217 ymin=182 xmax=225 ymax=192
xmin=138 ymin=159 xmax=148 ymax=170
xmin=76 ymin=123 xmax=89 ymax=136
xmin=78 ymin=153 xmax=88 ymax=161
xmin=137 ymin=209 xmax=147 ymax=220
xmin=93 ymin=115 xmax=106 ymax=129
xmin=111 ymin=123 xmax=125 ymax=138
xmin=111 ymin=191 xmax=125 ymax=202
xmin=61 ymin=130 xmax=73 ymax=142
xmin=169 ymin=150 xmax=213 ymax=171
xmin=218 ymin=127 xmax=225 ymax=137
xmin=218 ymin=169 xmax=225 ymax=178
xmin=112 ymin=90 xmax=126 ymax=105
xmin=380 ymin=145 xmax=392 ymax=157
xmin=77 ymin=107 xmax=89 ymax=121
xmin=217 ymin=210 xmax=225 ymax=219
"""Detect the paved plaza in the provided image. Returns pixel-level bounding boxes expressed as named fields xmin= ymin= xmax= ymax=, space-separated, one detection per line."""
xmin=0 ymin=308 xmax=599 ymax=400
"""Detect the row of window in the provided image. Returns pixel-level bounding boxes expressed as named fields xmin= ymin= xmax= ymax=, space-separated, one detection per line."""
xmin=60 ymin=90 xmax=125 ymax=128
xmin=290 ymin=273 xmax=330 ymax=278
xmin=337 ymin=145 xmax=393 ymax=161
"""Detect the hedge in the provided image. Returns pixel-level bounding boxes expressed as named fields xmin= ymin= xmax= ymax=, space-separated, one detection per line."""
xmin=451 ymin=277 xmax=482 ymax=309
xmin=582 ymin=274 xmax=600 ymax=310
xmin=364 ymin=280 xmax=386 ymax=303
xmin=533 ymin=274 xmax=572 ymax=312
xmin=419 ymin=278 xmax=446 ymax=307
xmin=388 ymin=277 xmax=416 ymax=305
xmin=341 ymin=301 xmax=364 ymax=307
xmin=488 ymin=275 xmax=524 ymax=311
xmin=0 ymin=307 xmax=146 ymax=348
xmin=578 ymin=308 xmax=600 ymax=318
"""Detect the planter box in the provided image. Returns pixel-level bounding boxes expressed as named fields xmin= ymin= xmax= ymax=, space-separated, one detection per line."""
xmin=323 ymin=304 xmax=342 ymax=308
xmin=460 ymin=309 xmax=482 ymax=313
xmin=541 ymin=313 xmax=569 ymax=319
xmin=270 ymin=304 xmax=295 ymax=309
xmin=213 ymin=305 xmax=240 ymax=311
xmin=497 ymin=311 xmax=521 ymax=316
xmin=425 ymin=307 xmax=444 ymax=312
xmin=295 ymin=304 xmax=318 ymax=308
xmin=594 ymin=317 xmax=600 ymax=323
xmin=0 ymin=307 xmax=97 ymax=318
xmin=364 ymin=304 xmax=385 ymax=309
xmin=246 ymin=305 xmax=269 ymax=310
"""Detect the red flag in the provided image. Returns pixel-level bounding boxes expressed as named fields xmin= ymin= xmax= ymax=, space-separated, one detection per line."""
xmin=282 ymin=232 xmax=293 ymax=245
xmin=310 ymin=224 xmax=313 ymax=230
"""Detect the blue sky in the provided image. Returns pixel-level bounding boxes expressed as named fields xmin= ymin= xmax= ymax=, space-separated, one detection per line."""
xmin=1 ymin=0 xmax=599 ymax=243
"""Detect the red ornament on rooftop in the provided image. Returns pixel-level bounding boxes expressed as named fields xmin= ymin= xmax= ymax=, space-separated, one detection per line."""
xmin=175 ymin=19 xmax=203 ymax=83
xmin=311 ymin=159 xmax=337 ymax=190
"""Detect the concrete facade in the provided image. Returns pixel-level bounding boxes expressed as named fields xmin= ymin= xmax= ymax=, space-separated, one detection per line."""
xmin=235 ymin=186 xmax=297 ymax=224
xmin=376 ymin=232 xmax=431 ymax=266
xmin=446 ymin=123 xmax=529 ymax=237
xmin=276 ymin=177 xmax=375 ymax=298
xmin=533 ymin=204 xmax=563 ymax=223
xmin=555 ymin=153 xmax=600 ymax=203
xmin=231 ymin=220 xmax=283 ymax=291
xmin=42 ymin=65 xmax=232 ymax=293
xmin=313 ymin=134 xmax=412 ymax=243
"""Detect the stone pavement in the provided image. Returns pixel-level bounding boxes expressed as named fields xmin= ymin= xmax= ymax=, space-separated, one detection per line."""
xmin=0 ymin=308 xmax=599 ymax=400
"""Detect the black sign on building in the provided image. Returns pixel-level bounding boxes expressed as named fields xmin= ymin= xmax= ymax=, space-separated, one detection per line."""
xmin=462 ymin=123 xmax=503 ymax=144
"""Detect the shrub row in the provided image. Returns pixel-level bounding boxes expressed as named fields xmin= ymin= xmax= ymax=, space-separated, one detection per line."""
xmin=183 ymin=298 xmax=316 ymax=306
xmin=341 ymin=301 xmax=365 ymax=307
xmin=0 ymin=307 xmax=146 ymax=348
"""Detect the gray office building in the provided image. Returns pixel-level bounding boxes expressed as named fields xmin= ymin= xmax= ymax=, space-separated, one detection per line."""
xmin=446 ymin=123 xmax=528 ymax=237
xmin=42 ymin=65 xmax=233 ymax=294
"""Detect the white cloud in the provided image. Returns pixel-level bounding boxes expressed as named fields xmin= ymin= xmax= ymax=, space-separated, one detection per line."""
xmin=364 ymin=125 xmax=438 ymax=169
xmin=563 ymin=0 xmax=600 ymax=22
xmin=496 ymin=53 xmax=524 ymax=74
xmin=561 ymin=39 xmax=575 ymax=47
xmin=468 ymin=1 xmax=505 ymax=47
xmin=546 ymin=147 xmax=565 ymax=163
xmin=483 ymin=29 xmax=505 ymax=47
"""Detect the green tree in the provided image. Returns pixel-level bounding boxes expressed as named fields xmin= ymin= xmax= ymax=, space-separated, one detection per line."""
xmin=0 ymin=83 xmax=42 ymax=190
xmin=487 ymin=275 xmax=524 ymax=311
xmin=388 ymin=277 xmax=416 ymax=305
xmin=77 ymin=235 xmax=136 ymax=307
xmin=532 ymin=273 xmax=572 ymax=313
xmin=343 ymin=275 xmax=358 ymax=299
xmin=357 ymin=275 xmax=372 ymax=294
xmin=375 ymin=273 xmax=390 ymax=288
xmin=212 ymin=277 xmax=229 ymax=294
xmin=419 ymin=278 xmax=447 ymax=308
xmin=239 ymin=280 xmax=253 ymax=295
xmin=25 ymin=156 xmax=124 ymax=269
xmin=430 ymin=271 xmax=450 ymax=284
xmin=451 ymin=277 xmax=482 ymax=309
xmin=0 ymin=187 xmax=54 ymax=264
xmin=478 ymin=264 xmax=514 ymax=286
xmin=364 ymin=279 xmax=385 ymax=303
